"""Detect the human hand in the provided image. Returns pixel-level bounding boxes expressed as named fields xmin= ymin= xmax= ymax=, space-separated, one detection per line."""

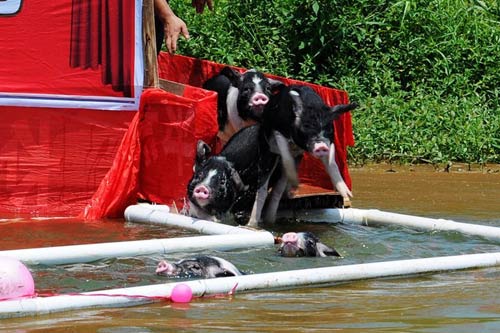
xmin=191 ymin=0 xmax=214 ymax=14
xmin=164 ymin=14 xmax=189 ymax=54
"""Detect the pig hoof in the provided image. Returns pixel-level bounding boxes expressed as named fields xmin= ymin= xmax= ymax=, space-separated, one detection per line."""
xmin=244 ymin=221 xmax=259 ymax=229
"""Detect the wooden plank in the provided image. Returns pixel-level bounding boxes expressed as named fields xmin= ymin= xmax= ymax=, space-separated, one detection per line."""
xmin=279 ymin=184 xmax=350 ymax=210
xmin=142 ymin=0 xmax=159 ymax=88
xmin=159 ymin=79 xmax=186 ymax=96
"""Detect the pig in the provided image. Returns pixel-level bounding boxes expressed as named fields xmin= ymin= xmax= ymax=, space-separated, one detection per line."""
xmin=261 ymin=85 xmax=358 ymax=223
xmin=278 ymin=232 xmax=341 ymax=257
xmin=156 ymin=255 xmax=244 ymax=278
xmin=187 ymin=123 xmax=283 ymax=226
xmin=202 ymin=67 xmax=283 ymax=143
xmin=187 ymin=141 xmax=249 ymax=221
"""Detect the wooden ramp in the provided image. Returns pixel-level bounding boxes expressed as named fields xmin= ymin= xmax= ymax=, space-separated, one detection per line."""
xmin=278 ymin=184 xmax=350 ymax=211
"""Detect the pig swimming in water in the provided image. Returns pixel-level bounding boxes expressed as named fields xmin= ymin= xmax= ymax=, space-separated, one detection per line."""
xmin=156 ymin=255 xmax=244 ymax=278
xmin=202 ymin=67 xmax=283 ymax=143
xmin=278 ymin=232 xmax=341 ymax=257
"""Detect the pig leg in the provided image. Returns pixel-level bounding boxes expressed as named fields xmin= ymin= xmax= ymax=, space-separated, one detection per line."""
xmin=320 ymin=143 xmax=353 ymax=199
xmin=272 ymin=131 xmax=299 ymax=188
xmin=247 ymin=159 xmax=279 ymax=227
xmin=263 ymin=171 xmax=288 ymax=224
xmin=247 ymin=180 xmax=269 ymax=227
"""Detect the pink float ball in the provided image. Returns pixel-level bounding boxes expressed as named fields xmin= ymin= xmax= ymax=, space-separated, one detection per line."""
xmin=170 ymin=283 xmax=193 ymax=303
xmin=0 ymin=257 xmax=35 ymax=301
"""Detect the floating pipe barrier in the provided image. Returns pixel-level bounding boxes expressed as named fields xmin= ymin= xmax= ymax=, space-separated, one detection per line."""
xmin=320 ymin=208 xmax=500 ymax=241
xmin=0 ymin=233 xmax=275 ymax=266
xmin=126 ymin=205 xmax=500 ymax=241
xmin=1 ymin=251 xmax=499 ymax=319
xmin=282 ymin=208 xmax=500 ymax=241
xmin=124 ymin=204 xmax=259 ymax=235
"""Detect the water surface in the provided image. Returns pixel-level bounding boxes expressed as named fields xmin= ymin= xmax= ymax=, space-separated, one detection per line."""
xmin=1 ymin=164 xmax=499 ymax=332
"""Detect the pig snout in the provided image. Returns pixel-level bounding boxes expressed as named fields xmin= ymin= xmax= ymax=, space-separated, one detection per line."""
xmin=193 ymin=184 xmax=210 ymax=200
xmin=280 ymin=232 xmax=301 ymax=257
xmin=156 ymin=260 xmax=175 ymax=275
xmin=282 ymin=232 xmax=298 ymax=244
xmin=312 ymin=142 xmax=330 ymax=158
xmin=250 ymin=92 xmax=269 ymax=107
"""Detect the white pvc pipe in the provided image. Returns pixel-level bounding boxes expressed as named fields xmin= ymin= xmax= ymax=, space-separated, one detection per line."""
xmin=124 ymin=205 xmax=258 ymax=235
xmin=125 ymin=205 xmax=500 ymax=241
xmin=292 ymin=208 xmax=500 ymax=241
xmin=341 ymin=208 xmax=500 ymax=241
xmin=0 ymin=252 xmax=498 ymax=318
xmin=0 ymin=233 xmax=275 ymax=266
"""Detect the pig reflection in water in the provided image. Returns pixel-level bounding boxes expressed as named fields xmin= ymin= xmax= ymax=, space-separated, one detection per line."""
xmin=279 ymin=232 xmax=341 ymax=257
xmin=156 ymin=255 xmax=244 ymax=278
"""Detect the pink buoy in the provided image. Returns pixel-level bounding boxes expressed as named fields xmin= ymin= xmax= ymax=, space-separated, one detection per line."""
xmin=170 ymin=283 xmax=193 ymax=303
xmin=0 ymin=257 xmax=35 ymax=301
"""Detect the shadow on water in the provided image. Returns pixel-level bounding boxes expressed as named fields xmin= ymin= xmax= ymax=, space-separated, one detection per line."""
xmin=1 ymin=164 xmax=499 ymax=332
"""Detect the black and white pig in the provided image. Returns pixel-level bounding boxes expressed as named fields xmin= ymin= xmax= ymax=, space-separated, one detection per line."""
xmin=202 ymin=67 xmax=283 ymax=143
xmin=186 ymin=140 xmax=249 ymax=221
xmin=261 ymin=85 xmax=359 ymax=223
xmin=278 ymin=232 xmax=341 ymax=257
xmin=156 ymin=255 xmax=244 ymax=278
xmin=187 ymin=122 xmax=284 ymax=226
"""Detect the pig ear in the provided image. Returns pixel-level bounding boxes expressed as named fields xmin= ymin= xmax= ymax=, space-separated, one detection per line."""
xmin=316 ymin=243 xmax=342 ymax=257
xmin=195 ymin=140 xmax=212 ymax=164
xmin=289 ymin=90 xmax=304 ymax=127
xmin=329 ymin=102 xmax=359 ymax=120
xmin=268 ymin=78 xmax=285 ymax=91
xmin=229 ymin=166 xmax=249 ymax=191
xmin=220 ymin=66 xmax=242 ymax=87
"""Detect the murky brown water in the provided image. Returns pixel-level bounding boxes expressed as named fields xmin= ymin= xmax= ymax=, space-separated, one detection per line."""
xmin=350 ymin=163 xmax=500 ymax=221
xmin=1 ymin=165 xmax=499 ymax=332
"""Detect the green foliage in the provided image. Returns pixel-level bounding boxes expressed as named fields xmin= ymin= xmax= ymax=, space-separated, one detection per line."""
xmin=170 ymin=0 xmax=500 ymax=164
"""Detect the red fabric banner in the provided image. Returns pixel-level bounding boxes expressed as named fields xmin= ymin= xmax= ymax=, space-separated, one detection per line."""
xmin=70 ymin=0 xmax=135 ymax=97
xmin=0 ymin=105 xmax=134 ymax=218
xmin=82 ymin=87 xmax=218 ymax=219
xmin=0 ymin=0 xmax=139 ymax=104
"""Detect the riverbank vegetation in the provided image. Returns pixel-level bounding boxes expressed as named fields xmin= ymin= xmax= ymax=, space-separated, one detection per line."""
xmin=171 ymin=0 xmax=500 ymax=165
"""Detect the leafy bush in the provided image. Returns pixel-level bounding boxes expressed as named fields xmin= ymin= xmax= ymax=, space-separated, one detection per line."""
xmin=170 ymin=0 xmax=500 ymax=164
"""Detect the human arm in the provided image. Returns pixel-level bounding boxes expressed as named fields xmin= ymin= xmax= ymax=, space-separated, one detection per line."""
xmin=154 ymin=0 xmax=189 ymax=54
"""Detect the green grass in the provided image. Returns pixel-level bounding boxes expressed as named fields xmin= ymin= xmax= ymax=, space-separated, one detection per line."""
xmin=169 ymin=0 xmax=500 ymax=165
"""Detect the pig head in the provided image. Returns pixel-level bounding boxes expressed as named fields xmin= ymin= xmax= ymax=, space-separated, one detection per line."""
xmin=279 ymin=232 xmax=341 ymax=257
xmin=203 ymin=66 xmax=283 ymax=143
xmin=187 ymin=141 xmax=248 ymax=221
